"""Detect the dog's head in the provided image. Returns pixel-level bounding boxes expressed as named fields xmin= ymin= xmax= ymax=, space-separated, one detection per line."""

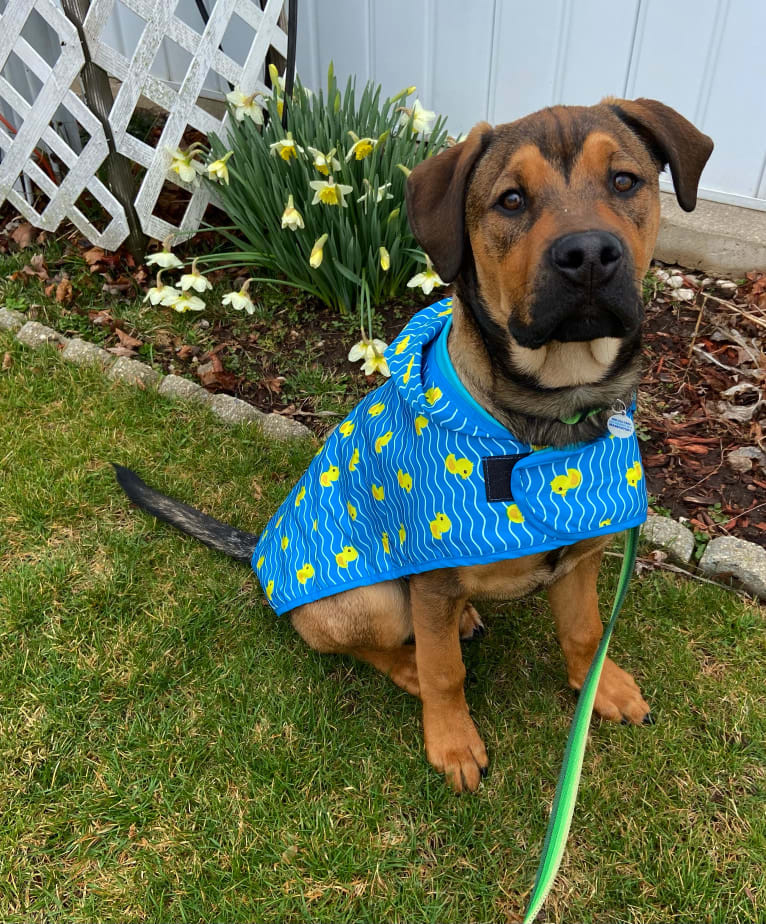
xmin=406 ymin=99 xmax=713 ymax=389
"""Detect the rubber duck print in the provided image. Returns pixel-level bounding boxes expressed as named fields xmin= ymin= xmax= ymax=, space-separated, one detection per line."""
xmin=371 ymin=484 xmax=385 ymax=501
xmin=430 ymin=512 xmax=452 ymax=540
xmin=296 ymin=563 xmax=315 ymax=584
xmin=349 ymin=448 xmax=360 ymax=472
xmin=375 ymin=431 xmax=393 ymax=454
xmin=256 ymin=555 xmax=265 ymax=569
xmin=507 ymin=504 xmax=524 ymax=523
xmin=281 ymin=535 xmax=289 ymax=551
xmin=397 ymin=469 xmax=412 ymax=492
xmin=445 ymin=453 xmax=473 ymax=479
xmin=347 ymin=501 xmax=357 ymax=521
xmin=398 ymin=523 xmax=406 ymax=545
xmin=381 ymin=533 xmax=390 ymax=554
xmin=319 ymin=465 xmax=339 ymax=487
xmin=394 ymin=335 xmax=410 ymax=355
xmin=368 ymin=402 xmax=385 ymax=417
xmin=335 ymin=545 xmax=359 ymax=568
xmin=626 ymin=461 xmax=643 ymax=487
xmin=550 ymin=468 xmax=582 ymax=496
xmin=402 ymin=355 xmax=415 ymax=383
xmin=414 ymin=415 xmax=428 ymax=436
xmin=339 ymin=421 xmax=354 ymax=438
xmin=425 ymin=386 xmax=442 ymax=406
xmin=599 ymin=518 xmax=612 ymax=527
xmin=265 ymin=579 xmax=274 ymax=600
xmin=294 ymin=485 xmax=305 ymax=506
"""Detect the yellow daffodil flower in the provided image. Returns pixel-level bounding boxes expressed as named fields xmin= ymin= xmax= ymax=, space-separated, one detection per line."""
xmin=307 ymin=146 xmax=341 ymax=175
xmin=407 ymin=256 xmax=445 ymax=295
xmin=169 ymin=144 xmax=205 ymax=184
xmin=346 ymin=131 xmax=376 ymax=161
xmin=207 ymin=151 xmax=233 ymax=185
xmin=226 ymin=87 xmax=265 ymax=124
xmin=269 ymin=132 xmax=303 ymax=162
xmin=348 ymin=337 xmax=390 ymax=377
xmin=179 ymin=258 xmax=212 ymax=293
xmin=281 ymin=194 xmax=305 ymax=231
xmin=168 ymin=292 xmax=206 ymax=313
xmin=309 ymin=233 xmax=329 ymax=268
xmin=309 ymin=177 xmax=353 ymax=207
xmin=379 ymin=246 xmax=390 ymax=271
xmin=222 ymin=279 xmax=256 ymax=314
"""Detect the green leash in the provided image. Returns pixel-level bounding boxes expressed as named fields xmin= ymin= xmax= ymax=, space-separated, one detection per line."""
xmin=522 ymin=526 xmax=640 ymax=923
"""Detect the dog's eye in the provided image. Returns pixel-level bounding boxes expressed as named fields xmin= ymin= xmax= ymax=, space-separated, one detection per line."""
xmin=497 ymin=189 xmax=525 ymax=213
xmin=612 ymin=172 xmax=640 ymax=194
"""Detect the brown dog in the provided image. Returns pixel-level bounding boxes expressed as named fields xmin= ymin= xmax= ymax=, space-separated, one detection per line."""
xmin=116 ymin=98 xmax=713 ymax=792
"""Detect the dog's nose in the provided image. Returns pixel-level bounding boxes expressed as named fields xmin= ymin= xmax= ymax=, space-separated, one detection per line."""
xmin=549 ymin=231 xmax=624 ymax=286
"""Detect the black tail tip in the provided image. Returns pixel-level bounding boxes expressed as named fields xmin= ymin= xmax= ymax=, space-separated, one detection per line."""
xmin=112 ymin=463 xmax=145 ymax=498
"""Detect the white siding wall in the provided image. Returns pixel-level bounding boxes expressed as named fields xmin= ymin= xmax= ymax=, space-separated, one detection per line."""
xmin=296 ymin=0 xmax=766 ymax=211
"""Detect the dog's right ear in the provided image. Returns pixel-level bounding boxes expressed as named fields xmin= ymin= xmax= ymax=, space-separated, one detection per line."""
xmin=406 ymin=122 xmax=493 ymax=283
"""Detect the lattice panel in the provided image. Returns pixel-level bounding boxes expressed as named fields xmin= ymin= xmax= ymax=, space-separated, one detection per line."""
xmin=0 ymin=0 xmax=287 ymax=248
xmin=0 ymin=0 xmax=128 ymax=248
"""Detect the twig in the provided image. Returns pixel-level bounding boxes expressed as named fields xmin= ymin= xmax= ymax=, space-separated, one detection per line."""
xmin=701 ymin=291 xmax=766 ymax=330
xmin=691 ymin=344 xmax=759 ymax=377
xmin=604 ymin=551 xmax=753 ymax=596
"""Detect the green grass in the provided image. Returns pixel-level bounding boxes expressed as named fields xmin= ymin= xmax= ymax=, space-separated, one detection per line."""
xmin=0 ymin=335 xmax=764 ymax=923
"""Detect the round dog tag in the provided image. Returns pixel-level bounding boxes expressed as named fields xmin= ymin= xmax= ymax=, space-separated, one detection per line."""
xmin=607 ymin=411 xmax=634 ymax=438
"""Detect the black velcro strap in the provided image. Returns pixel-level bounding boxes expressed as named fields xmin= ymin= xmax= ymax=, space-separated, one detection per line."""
xmin=482 ymin=453 xmax=530 ymax=502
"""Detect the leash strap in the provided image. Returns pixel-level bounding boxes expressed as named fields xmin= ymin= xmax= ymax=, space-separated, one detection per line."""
xmin=522 ymin=526 xmax=640 ymax=923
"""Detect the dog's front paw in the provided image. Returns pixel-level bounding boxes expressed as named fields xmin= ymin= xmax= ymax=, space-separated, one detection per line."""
xmin=583 ymin=657 xmax=650 ymax=724
xmin=423 ymin=706 xmax=488 ymax=792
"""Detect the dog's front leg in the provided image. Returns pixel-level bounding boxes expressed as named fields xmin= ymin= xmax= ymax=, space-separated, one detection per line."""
xmin=410 ymin=572 xmax=488 ymax=792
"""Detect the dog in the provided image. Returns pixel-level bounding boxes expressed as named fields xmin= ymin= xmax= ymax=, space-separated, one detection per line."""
xmin=115 ymin=97 xmax=713 ymax=793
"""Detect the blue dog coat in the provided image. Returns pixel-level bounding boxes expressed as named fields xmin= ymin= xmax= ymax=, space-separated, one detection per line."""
xmin=253 ymin=298 xmax=647 ymax=615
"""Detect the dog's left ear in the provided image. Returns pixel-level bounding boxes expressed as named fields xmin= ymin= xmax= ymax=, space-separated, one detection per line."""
xmin=609 ymin=98 xmax=713 ymax=212
xmin=406 ymin=122 xmax=493 ymax=282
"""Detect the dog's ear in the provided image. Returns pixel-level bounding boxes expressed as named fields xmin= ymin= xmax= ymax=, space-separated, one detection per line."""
xmin=406 ymin=122 xmax=493 ymax=282
xmin=609 ymin=98 xmax=713 ymax=212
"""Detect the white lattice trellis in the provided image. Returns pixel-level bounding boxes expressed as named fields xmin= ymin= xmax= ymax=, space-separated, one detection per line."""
xmin=0 ymin=0 xmax=287 ymax=249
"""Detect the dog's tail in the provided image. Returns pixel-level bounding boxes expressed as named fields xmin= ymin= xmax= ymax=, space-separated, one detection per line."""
xmin=113 ymin=464 xmax=258 ymax=565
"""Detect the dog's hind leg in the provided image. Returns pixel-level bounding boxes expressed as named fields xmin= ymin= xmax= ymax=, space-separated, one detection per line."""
xmin=290 ymin=579 xmax=420 ymax=695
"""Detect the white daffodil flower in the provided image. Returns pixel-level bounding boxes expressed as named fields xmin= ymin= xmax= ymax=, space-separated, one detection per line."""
xmin=169 ymin=145 xmax=205 ymax=184
xmin=348 ymin=337 xmax=390 ymax=377
xmin=309 ymin=233 xmax=329 ymax=268
xmin=281 ymin=194 xmax=305 ymax=231
xmin=309 ymin=177 xmax=353 ymax=207
xmin=168 ymin=292 xmax=206 ymax=313
xmin=307 ymin=146 xmax=341 ymax=176
xmin=143 ymin=271 xmax=181 ymax=306
xmin=269 ymin=132 xmax=304 ymax=162
xmin=406 ymin=256 xmax=445 ymax=295
xmin=357 ymin=180 xmax=394 ymax=206
xmin=411 ymin=99 xmax=436 ymax=134
xmin=207 ymin=151 xmax=233 ymax=185
xmin=226 ymin=87 xmax=265 ymax=125
xmin=222 ymin=280 xmax=256 ymax=314
xmin=179 ymin=259 xmax=213 ymax=293
xmin=146 ymin=249 xmax=183 ymax=271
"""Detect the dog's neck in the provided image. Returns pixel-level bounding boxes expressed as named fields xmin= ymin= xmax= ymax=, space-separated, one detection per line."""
xmin=447 ymin=288 xmax=642 ymax=448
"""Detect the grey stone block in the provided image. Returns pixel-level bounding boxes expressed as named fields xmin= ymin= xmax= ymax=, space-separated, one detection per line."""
xmin=0 ymin=307 xmax=26 ymax=331
xmin=15 ymin=321 xmax=67 ymax=349
xmin=260 ymin=413 xmax=312 ymax=441
xmin=641 ymin=515 xmax=696 ymax=564
xmin=107 ymin=356 xmax=161 ymax=388
xmin=209 ymin=393 xmax=266 ymax=425
xmin=158 ymin=374 xmax=212 ymax=405
xmin=61 ymin=337 xmax=114 ymax=368
xmin=698 ymin=536 xmax=766 ymax=601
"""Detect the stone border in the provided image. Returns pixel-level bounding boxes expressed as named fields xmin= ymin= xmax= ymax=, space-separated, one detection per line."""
xmin=2 ymin=306 xmax=764 ymax=601
xmin=0 ymin=307 xmax=311 ymax=441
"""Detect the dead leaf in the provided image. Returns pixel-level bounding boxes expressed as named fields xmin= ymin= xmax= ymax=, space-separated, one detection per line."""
xmin=251 ymin=480 xmax=263 ymax=500
xmin=114 ymin=328 xmax=143 ymax=349
xmin=176 ymin=344 xmax=198 ymax=361
xmin=262 ymin=375 xmax=285 ymax=395
xmin=197 ymin=353 xmax=239 ymax=391
xmin=2 ymin=352 xmax=11 ymax=371
xmin=107 ymin=345 xmax=139 ymax=357
xmin=11 ymin=222 xmax=34 ymax=248
xmin=83 ymin=246 xmax=106 ymax=267
xmin=55 ymin=278 xmax=74 ymax=305
xmin=88 ymin=309 xmax=115 ymax=327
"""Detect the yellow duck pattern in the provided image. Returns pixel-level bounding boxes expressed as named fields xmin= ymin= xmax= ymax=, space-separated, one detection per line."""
xmin=252 ymin=299 xmax=647 ymax=616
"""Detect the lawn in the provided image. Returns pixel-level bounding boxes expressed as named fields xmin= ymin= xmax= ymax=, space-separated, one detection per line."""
xmin=0 ymin=334 xmax=764 ymax=923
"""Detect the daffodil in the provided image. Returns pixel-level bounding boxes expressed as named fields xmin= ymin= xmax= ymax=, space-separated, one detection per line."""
xmin=348 ymin=337 xmax=390 ymax=377
xmin=357 ymin=180 xmax=394 ymax=206
xmin=346 ymin=131 xmax=376 ymax=161
xmin=168 ymin=292 xmax=206 ymax=313
xmin=226 ymin=87 xmax=264 ymax=124
xmin=309 ymin=177 xmax=353 ymax=207
xmin=207 ymin=150 xmax=233 ymax=184
xmin=143 ymin=271 xmax=181 ymax=306
xmin=309 ymin=234 xmax=329 ymax=269
xmin=169 ymin=144 xmax=205 ymax=184
xmin=399 ymin=99 xmax=436 ymax=135
xmin=145 ymin=237 xmax=184 ymax=270
xmin=179 ymin=258 xmax=212 ymax=293
xmin=269 ymin=132 xmax=303 ymax=162
xmin=389 ymin=85 xmax=416 ymax=104
xmin=222 ymin=279 xmax=256 ymax=314
xmin=407 ymin=256 xmax=445 ymax=295
xmin=268 ymin=63 xmax=286 ymax=95
xmin=379 ymin=247 xmax=390 ymax=271
xmin=307 ymin=146 xmax=341 ymax=176
xmin=281 ymin=194 xmax=304 ymax=231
